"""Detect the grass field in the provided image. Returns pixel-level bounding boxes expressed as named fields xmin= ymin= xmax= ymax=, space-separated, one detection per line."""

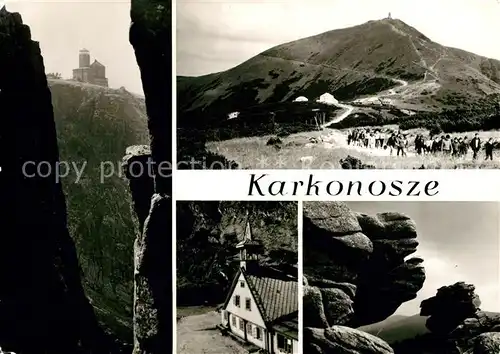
xmin=207 ymin=126 xmax=500 ymax=169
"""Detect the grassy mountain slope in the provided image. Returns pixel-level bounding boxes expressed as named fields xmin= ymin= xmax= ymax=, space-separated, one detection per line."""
xmin=359 ymin=314 xmax=429 ymax=344
xmin=178 ymin=18 xmax=500 ymax=123
xmin=50 ymin=79 xmax=149 ymax=340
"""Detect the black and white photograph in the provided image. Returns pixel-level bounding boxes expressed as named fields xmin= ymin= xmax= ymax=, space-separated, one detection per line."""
xmin=303 ymin=201 xmax=500 ymax=354
xmin=0 ymin=1 xmax=171 ymax=353
xmin=176 ymin=201 xmax=299 ymax=354
xmin=177 ymin=0 xmax=500 ymax=169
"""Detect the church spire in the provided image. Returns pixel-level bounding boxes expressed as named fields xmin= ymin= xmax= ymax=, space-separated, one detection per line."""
xmin=243 ymin=212 xmax=252 ymax=242
xmin=236 ymin=208 xmax=262 ymax=270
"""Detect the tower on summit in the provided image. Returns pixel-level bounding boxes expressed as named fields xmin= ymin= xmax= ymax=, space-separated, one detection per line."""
xmin=72 ymin=49 xmax=108 ymax=87
xmin=388 ymin=12 xmax=392 ymax=19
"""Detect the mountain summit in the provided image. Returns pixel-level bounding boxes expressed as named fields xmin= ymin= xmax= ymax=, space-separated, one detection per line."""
xmin=178 ymin=18 xmax=500 ymax=120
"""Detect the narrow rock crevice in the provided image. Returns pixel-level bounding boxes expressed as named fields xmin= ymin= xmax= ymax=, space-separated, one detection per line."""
xmin=0 ymin=7 xmax=112 ymax=354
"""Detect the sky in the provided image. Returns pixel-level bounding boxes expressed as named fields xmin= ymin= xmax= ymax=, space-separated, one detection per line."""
xmin=346 ymin=201 xmax=500 ymax=316
xmin=3 ymin=0 xmax=144 ymax=95
xmin=177 ymin=0 xmax=500 ymax=76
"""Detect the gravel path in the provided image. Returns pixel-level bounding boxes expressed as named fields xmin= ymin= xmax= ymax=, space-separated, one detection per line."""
xmin=177 ymin=311 xmax=248 ymax=354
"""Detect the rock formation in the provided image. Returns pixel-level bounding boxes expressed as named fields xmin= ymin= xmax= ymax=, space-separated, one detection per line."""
xmin=468 ymin=332 xmax=500 ymax=354
xmin=390 ymin=283 xmax=500 ymax=354
xmin=418 ymin=282 xmax=500 ymax=353
xmin=340 ymin=155 xmax=376 ymax=169
xmin=0 ymin=6 xmax=112 ymax=353
xmin=128 ymin=1 xmax=172 ymax=353
xmin=122 ymin=145 xmax=155 ymax=232
xmin=304 ymin=326 xmax=394 ymax=354
xmin=303 ymin=202 xmax=425 ymax=353
xmin=420 ymin=282 xmax=482 ymax=335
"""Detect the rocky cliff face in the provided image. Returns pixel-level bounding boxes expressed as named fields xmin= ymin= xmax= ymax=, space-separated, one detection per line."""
xmin=303 ymin=201 xmax=425 ymax=354
xmin=128 ymin=1 xmax=172 ymax=353
xmin=0 ymin=6 xmax=112 ymax=353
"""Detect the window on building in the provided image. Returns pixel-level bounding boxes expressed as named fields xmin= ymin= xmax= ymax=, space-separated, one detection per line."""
xmin=277 ymin=334 xmax=293 ymax=354
xmin=246 ymin=323 xmax=252 ymax=335
xmin=254 ymin=326 xmax=262 ymax=340
xmin=234 ymin=295 xmax=240 ymax=307
xmin=245 ymin=297 xmax=251 ymax=311
xmin=239 ymin=318 xmax=244 ymax=331
xmin=240 ymin=280 xmax=245 ymax=288
xmin=223 ymin=311 xmax=229 ymax=320
xmin=231 ymin=315 xmax=236 ymax=327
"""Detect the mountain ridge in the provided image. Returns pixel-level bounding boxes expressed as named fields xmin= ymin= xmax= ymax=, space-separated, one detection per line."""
xmin=177 ymin=17 xmax=500 ymax=122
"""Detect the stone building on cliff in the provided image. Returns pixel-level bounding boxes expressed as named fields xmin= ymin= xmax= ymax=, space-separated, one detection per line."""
xmin=72 ymin=49 xmax=108 ymax=87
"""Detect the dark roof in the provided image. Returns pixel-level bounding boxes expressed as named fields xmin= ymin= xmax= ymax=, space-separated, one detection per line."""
xmin=222 ymin=266 xmax=298 ymax=328
xmin=90 ymin=59 xmax=104 ymax=67
xmin=236 ymin=239 xmax=262 ymax=248
xmin=272 ymin=312 xmax=298 ymax=339
xmin=245 ymin=267 xmax=297 ymax=324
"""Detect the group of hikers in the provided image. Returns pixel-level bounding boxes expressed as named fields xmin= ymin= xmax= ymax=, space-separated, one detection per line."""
xmin=346 ymin=128 xmax=498 ymax=160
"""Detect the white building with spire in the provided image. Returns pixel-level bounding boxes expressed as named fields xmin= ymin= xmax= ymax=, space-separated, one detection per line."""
xmin=220 ymin=219 xmax=298 ymax=354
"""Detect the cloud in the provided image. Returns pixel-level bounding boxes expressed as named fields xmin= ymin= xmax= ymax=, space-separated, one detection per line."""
xmin=177 ymin=0 xmax=500 ymax=76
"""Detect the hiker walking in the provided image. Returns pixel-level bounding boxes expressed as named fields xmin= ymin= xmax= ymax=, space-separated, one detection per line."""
xmin=451 ymin=137 xmax=459 ymax=157
xmin=396 ymin=134 xmax=407 ymax=157
xmin=432 ymin=136 xmax=442 ymax=154
xmin=424 ymin=136 xmax=433 ymax=154
xmin=378 ymin=131 xmax=385 ymax=148
xmin=470 ymin=133 xmax=481 ymax=160
xmin=368 ymin=133 xmax=376 ymax=149
xmin=387 ymin=133 xmax=396 ymax=155
xmin=415 ymin=134 xmax=425 ymax=155
xmin=442 ymin=135 xmax=452 ymax=156
xmin=358 ymin=129 xmax=365 ymax=147
xmin=460 ymin=137 xmax=469 ymax=157
xmin=485 ymin=138 xmax=495 ymax=161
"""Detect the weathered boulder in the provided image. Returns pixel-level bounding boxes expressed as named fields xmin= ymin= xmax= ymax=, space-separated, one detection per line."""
xmin=340 ymin=155 xmax=376 ymax=169
xmin=454 ymin=312 xmax=500 ymax=339
xmin=353 ymin=211 xmax=425 ymax=326
xmin=303 ymin=202 xmax=372 ymax=284
xmin=391 ymin=288 xmax=500 ymax=354
xmin=420 ymin=282 xmax=482 ymax=335
xmin=470 ymin=332 xmax=500 ymax=354
xmin=304 ymin=326 xmax=394 ymax=354
xmin=303 ymin=285 xmax=355 ymax=328
xmin=122 ymin=145 xmax=154 ymax=232
xmin=303 ymin=202 xmax=425 ymax=329
xmin=0 ymin=6 xmax=113 ymax=354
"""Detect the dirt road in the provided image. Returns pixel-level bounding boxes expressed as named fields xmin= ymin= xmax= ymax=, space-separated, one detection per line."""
xmin=321 ymin=77 xmax=409 ymax=128
xmin=321 ymin=102 xmax=354 ymax=128
xmin=177 ymin=311 xmax=248 ymax=354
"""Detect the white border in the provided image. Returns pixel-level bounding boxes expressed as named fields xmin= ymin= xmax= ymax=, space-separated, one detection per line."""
xmin=175 ymin=169 xmax=500 ymax=201
xmin=297 ymin=200 xmax=303 ymax=354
